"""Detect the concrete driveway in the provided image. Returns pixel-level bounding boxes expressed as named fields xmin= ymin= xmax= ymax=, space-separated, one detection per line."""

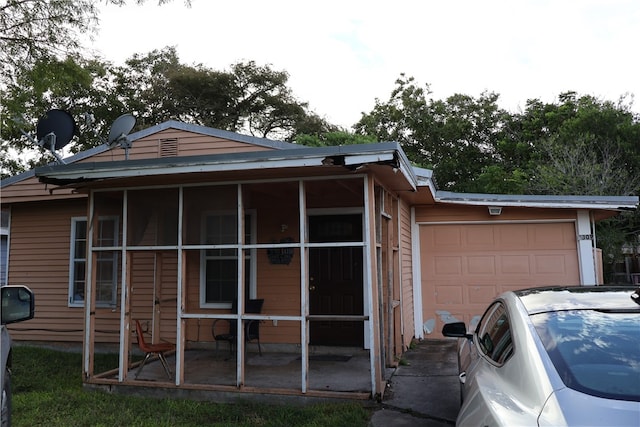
xmin=370 ymin=339 xmax=461 ymax=426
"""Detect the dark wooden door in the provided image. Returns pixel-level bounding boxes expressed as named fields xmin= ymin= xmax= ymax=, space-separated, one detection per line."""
xmin=308 ymin=214 xmax=364 ymax=346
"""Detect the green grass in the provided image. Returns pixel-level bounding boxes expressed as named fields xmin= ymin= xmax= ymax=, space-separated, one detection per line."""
xmin=11 ymin=345 xmax=371 ymax=427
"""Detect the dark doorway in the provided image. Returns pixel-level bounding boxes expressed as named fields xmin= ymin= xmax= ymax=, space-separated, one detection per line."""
xmin=308 ymin=214 xmax=364 ymax=346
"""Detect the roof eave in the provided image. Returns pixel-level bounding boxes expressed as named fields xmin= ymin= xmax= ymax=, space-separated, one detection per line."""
xmin=35 ymin=143 xmax=418 ymax=189
xmin=435 ymin=190 xmax=639 ymax=210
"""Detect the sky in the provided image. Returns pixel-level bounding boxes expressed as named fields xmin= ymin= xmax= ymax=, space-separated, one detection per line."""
xmin=88 ymin=0 xmax=640 ymax=130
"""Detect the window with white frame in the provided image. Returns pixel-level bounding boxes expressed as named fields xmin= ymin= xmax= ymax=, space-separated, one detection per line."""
xmin=200 ymin=212 xmax=254 ymax=308
xmin=69 ymin=216 xmax=119 ymax=307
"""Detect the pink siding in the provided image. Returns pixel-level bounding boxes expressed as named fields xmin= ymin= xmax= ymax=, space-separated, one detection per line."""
xmin=398 ymin=198 xmax=414 ymax=348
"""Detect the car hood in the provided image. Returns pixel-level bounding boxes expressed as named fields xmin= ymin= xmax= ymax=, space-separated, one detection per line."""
xmin=538 ymin=387 xmax=640 ymax=427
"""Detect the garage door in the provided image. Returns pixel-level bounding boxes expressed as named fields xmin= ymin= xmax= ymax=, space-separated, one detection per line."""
xmin=420 ymin=222 xmax=579 ymax=338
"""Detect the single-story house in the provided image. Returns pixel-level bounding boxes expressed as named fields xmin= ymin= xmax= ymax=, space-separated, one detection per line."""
xmin=1 ymin=121 xmax=637 ymax=400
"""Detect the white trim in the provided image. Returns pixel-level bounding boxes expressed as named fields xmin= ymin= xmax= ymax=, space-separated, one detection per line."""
xmin=415 ymin=219 xmax=576 ymax=226
xmin=298 ymin=180 xmax=308 ymax=394
xmin=410 ymin=207 xmax=424 ymax=339
xmin=68 ymin=217 xmax=87 ymax=307
xmin=576 ymin=210 xmax=597 ymax=286
xmin=118 ymin=191 xmax=128 ymax=382
xmin=363 ymin=176 xmax=377 ymax=396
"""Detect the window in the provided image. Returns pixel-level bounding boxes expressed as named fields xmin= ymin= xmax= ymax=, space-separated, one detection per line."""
xmin=475 ymin=302 xmax=513 ymax=365
xmin=200 ymin=212 xmax=254 ymax=308
xmin=69 ymin=217 xmax=119 ymax=307
xmin=532 ymin=309 xmax=640 ymax=402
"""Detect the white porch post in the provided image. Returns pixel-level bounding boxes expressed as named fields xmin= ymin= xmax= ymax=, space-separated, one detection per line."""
xmin=176 ymin=186 xmax=184 ymax=385
xmin=83 ymin=191 xmax=95 ymax=379
xmin=576 ymin=210 xmax=597 ymax=286
xmin=299 ymin=180 xmax=308 ymax=394
xmin=117 ymin=190 xmax=129 ymax=381
xmin=410 ymin=207 xmax=424 ymax=339
xmin=364 ymin=175 xmax=383 ymax=396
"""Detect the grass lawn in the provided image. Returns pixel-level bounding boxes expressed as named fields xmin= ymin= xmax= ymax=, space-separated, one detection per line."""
xmin=11 ymin=345 xmax=372 ymax=426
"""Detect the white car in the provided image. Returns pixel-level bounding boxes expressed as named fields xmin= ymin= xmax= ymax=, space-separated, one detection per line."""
xmin=442 ymin=286 xmax=640 ymax=427
xmin=1 ymin=285 xmax=35 ymax=427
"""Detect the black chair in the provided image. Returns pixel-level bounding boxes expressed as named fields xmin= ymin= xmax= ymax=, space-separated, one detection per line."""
xmin=212 ymin=298 xmax=264 ymax=356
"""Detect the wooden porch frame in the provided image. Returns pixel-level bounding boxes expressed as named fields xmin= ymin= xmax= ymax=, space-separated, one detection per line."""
xmin=82 ymin=174 xmax=386 ymax=397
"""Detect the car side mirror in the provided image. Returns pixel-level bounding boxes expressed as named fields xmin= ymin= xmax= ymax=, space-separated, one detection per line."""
xmin=442 ymin=322 xmax=472 ymax=339
xmin=1 ymin=285 xmax=35 ymax=325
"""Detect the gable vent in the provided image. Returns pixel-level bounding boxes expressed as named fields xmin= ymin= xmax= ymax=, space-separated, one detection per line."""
xmin=159 ymin=138 xmax=178 ymax=157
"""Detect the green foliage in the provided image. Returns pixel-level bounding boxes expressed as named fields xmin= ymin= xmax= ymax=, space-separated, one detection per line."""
xmin=296 ymin=132 xmax=376 ymax=147
xmin=355 ymin=75 xmax=509 ymax=191
xmin=113 ymin=48 xmax=336 ymax=141
xmin=0 ymin=48 xmax=337 ymax=176
xmin=358 ymin=80 xmax=640 ymax=281
xmin=11 ymin=345 xmax=370 ymax=427
xmin=0 ymin=1 xmax=188 ymax=77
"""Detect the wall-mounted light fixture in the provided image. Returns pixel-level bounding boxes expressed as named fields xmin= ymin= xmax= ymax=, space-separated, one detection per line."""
xmin=488 ymin=206 xmax=502 ymax=216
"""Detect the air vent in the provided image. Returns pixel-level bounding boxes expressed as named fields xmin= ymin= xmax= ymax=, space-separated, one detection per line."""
xmin=159 ymin=138 xmax=178 ymax=157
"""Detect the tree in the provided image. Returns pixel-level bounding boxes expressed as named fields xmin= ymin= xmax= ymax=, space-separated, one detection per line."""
xmin=355 ymin=75 xmax=509 ymax=192
xmin=295 ymin=131 xmax=376 ymax=147
xmin=0 ymin=49 xmax=338 ymax=175
xmin=0 ymin=55 xmax=126 ymax=175
xmin=113 ymin=48 xmax=335 ymax=141
xmin=0 ymin=1 xmax=188 ymax=76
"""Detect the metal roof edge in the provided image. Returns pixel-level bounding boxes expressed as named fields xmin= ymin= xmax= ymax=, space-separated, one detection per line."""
xmin=1 ymin=144 xmax=109 ymax=188
xmin=434 ymin=190 xmax=639 ymax=210
xmin=34 ymin=142 xmax=415 ymax=185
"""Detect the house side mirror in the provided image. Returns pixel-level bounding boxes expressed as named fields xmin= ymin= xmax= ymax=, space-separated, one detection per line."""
xmin=442 ymin=321 xmax=472 ymax=339
xmin=1 ymin=285 xmax=35 ymax=325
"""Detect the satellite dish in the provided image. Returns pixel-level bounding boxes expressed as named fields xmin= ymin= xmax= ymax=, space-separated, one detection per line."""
xmin=107 ymin=113 xmax=136 ymax=159
xmin=35 ymin=109 xmax=77 ymax=163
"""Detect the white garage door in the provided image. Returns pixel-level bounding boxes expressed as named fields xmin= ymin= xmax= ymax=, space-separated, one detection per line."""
xmin=420 ymin=222 xmax=580 ymax=338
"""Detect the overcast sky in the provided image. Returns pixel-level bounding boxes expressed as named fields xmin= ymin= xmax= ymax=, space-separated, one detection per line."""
xmin=89 ymin=0 xmax=640 ymax=129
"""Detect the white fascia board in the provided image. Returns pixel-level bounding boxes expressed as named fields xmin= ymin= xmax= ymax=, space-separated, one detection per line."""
xmin=343 ymin=153 xmax=394 ymax=165
xmin=434 ymin=191 xmax=639 ymax=210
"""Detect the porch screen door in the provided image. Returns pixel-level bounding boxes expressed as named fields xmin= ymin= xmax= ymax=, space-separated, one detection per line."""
xmin=308 ymin=214 xmax=364 ymax=346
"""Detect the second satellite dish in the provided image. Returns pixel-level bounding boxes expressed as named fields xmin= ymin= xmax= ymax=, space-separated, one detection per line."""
xmin=107 ymin=113 xmax=136 ymax=159
xmin=108 ymin=113 xmax=136 ymax=147
xmin=36 ymin=109 xmax=76 ymax=150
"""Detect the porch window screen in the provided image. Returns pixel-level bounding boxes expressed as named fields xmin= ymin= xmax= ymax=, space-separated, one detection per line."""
xmin=201 ymin=213 xmax=252 ymax=307
xmin=69 ymin=217 xmax=119 ymax=307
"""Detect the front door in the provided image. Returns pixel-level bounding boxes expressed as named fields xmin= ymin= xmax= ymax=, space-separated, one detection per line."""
xmin=308 ymin=214 xmax=364 ymax=346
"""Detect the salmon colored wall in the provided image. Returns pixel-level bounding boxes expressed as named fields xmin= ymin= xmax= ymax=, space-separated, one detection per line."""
xmin=5 ymin=199 xmax=97 ymax=341
xmin=399 ymin=198 xmax=414 ymax=349
xmin=84 ymin=129 xmax=272 ymax=163
xmin=1 ymin=175 xmax=82 ymax=203
xmin=415 ymin=204 xmax=579 ymax=223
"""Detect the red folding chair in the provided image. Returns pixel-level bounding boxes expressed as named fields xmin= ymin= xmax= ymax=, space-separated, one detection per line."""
xmin=134 ymin=320 xmax=175 ymax=379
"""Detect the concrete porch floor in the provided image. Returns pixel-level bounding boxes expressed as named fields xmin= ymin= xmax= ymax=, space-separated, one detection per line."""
xmin=89 ymin=346 xmax=389 ymax=402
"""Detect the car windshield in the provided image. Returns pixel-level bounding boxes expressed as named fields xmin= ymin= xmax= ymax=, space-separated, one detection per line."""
xmin=531 ymin=309 xmax=640 ymax=402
